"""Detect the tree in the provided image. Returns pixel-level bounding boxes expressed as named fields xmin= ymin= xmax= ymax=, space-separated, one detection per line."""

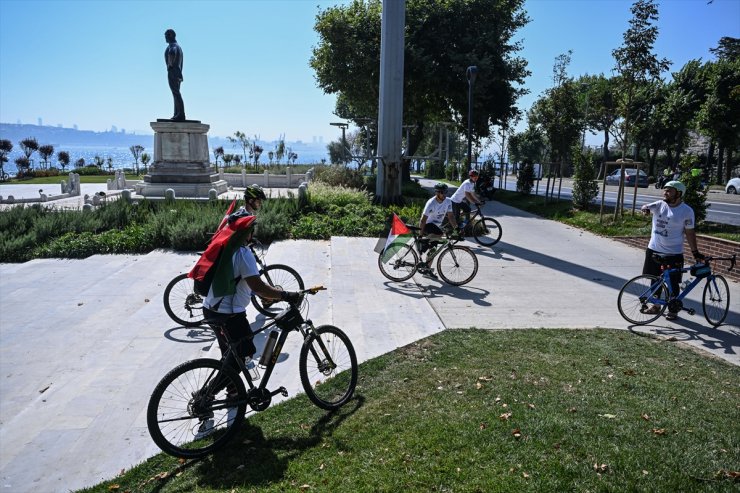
xmin=75 ymin=158 xmax=85 ymax=168
xmin=57 ymin=151 xmax=70 ymax=172
xmin=311 ymin=0 xmax=530 ymax=185
xmin=611 ymin=0 xmax=670 ymax=160
xmin=212 ymin=146 xmax=224 ymax=167
xmin=38 ymin=144 xmax=54 ymax=170
xmin=709 ymin=36 xmax=740 ymax=61
xmin=15 ymin=157 xmax=30 ymax=176
xmin=275 ymin=135 xmax=286 ymax=164
xmin=129 ymin=144 xmax=144 ymax=174
xmin=508 ymin=124 xmax=546 ymax=166
xmin=579 ymin=74 xmax=619 ymax=178
xmin=141 ymin=152 xmax=151 ymax=173
xmin=222 ymin=153 xmax=234 ymax=168
xmin=678 ymin=155 xmax=709 ymax=223
xmin=93 ymin=155 xmax=104 ymax=169
xmin=19 ymin=137 xmax=39 ymax=169
xmin=106 ymin=156 xmax=114 ymax=173
xmin=268 ymin=150 xmax=274 ymax=165
xmin=0 ymin=139 xmax=12 ymax=177
xmin=327 ymin=139 xmax=344 ymax=164
xmin=227 ymin=131 xmax=251 ymax=165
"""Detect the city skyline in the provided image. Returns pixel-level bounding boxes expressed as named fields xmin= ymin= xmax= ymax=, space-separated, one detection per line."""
xmin=1 ymin=0 xmax=738 ymax=148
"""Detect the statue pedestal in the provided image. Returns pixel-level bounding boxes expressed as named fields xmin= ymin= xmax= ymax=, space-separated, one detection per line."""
xmin=135 ymin=121 xmax=227 ymax=197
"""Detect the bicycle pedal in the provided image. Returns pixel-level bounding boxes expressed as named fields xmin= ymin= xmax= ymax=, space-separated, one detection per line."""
xmin=686 ymin=308 xmax=696 ymax=315
xmin=271 ymin=386 xmax=288 ymax=397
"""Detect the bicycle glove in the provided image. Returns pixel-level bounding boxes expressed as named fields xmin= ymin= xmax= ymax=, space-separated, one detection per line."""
xmin=281 ymin=291 xmax=302 ymax=304
xmin=692 ymin=250 xmax=705 ymax=261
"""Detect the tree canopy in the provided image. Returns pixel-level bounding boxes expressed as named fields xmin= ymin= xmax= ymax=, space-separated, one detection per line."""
xmin=311 ymin=0 xmax=530 ymax=172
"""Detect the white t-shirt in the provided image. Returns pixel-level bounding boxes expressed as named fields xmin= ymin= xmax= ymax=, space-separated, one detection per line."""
xmin=451 ymin=179 xmax=475 ymax=204
xmin=203 ymin=246 xmax=260 ymax=313
xmin=423 ymin=196 xmax=453 ymax=227
xmin=643 ymin=200 xmax=695 ymax=254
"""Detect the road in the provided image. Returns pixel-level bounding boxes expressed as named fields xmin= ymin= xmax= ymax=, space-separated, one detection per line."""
xmin=492 ymin=175 xmax=740 ymax=226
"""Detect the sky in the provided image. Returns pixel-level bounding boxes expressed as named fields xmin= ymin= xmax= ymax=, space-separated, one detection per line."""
xmin=1 ymin=0 xmax=738 ymax=148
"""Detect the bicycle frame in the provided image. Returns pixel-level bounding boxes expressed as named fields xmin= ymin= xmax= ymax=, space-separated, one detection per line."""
xmin=639 ymin=256 xmax=734 ymax=309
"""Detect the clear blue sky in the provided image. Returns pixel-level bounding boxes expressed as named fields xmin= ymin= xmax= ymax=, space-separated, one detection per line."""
xmin=1 ymin=0 xmax=738 ymax=147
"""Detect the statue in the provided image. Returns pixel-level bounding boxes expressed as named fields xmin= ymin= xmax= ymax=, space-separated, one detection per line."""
xmin=164 ymin=29 xmax=185 ymax=122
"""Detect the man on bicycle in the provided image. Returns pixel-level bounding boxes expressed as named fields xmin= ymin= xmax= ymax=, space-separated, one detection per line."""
xmin=418 ymin=183 xmax=459 ymax=273
xmin=640 ymin=180 xmax=704 ymax=320
xmin=203 ymin=211 xmax=301 ymax=376
xmin=450 ymin=169 xmax=483 ymax=228
xmin=241 ymin=184 xmax=267 ymax=215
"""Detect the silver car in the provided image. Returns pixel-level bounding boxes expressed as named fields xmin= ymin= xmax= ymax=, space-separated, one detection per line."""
xmin=726 ymin=177 xmax=740 ymax=194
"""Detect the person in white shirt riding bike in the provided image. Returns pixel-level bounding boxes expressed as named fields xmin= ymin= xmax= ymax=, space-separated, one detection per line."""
xmin=418 ymin=182 xmax=459 ymax=273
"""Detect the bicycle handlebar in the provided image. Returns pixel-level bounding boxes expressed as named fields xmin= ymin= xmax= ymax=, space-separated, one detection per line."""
xmin=701 ymin=254 xmax=736 ymax=272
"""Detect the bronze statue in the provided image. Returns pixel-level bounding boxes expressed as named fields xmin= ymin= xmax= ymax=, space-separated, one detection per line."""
xmin=164 ymin=29 xmax=185 ymax=122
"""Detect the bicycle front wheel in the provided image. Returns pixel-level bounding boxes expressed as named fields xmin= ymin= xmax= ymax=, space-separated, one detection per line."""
xmin=703 ymin=275 xmax=730 ymax=327
xmin=472 ymin=217 xmax=502 ymax=246
xmin=163 ymin=273 xmax=205 ymax=327
xmin=378 ymin=244 xmax=418 ymax=282
xmin=617 ymin=274 xmax=667 ymax=325
xmin=299 ymin=325 xmax=358 ymax=410
xmin=147 ymin=358 xmax=247 ymax=459
xmin=252 ymin=264 xmax=304 ymax=318
xmin=436 ymin=246 xmax=478 ymax=286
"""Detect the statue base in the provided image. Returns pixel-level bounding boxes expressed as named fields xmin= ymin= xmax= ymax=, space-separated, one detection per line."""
xmin=135 ymin=120 xmax=227 ymax=197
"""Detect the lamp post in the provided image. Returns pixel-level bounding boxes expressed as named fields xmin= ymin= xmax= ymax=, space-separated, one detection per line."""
xmin=466 ymin=66 xmax=478 ymax=173
xmin=330 ymin=122 xmax=349 ymax=165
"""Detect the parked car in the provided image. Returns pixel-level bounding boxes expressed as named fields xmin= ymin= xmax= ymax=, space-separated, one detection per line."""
xmin=605 ymin=168 xmax=649 ymax=188
xmin=726 ymin=177 xmax=740 ymax=194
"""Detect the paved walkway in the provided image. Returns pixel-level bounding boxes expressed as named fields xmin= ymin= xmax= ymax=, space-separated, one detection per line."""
xmin=0 ymin=186 xmax=738 ymax=492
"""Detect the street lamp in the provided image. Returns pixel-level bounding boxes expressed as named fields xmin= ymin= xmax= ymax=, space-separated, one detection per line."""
xmin=330 ymin=122 xmax=349 ymax=164
xmin=466 ymin=66 xmax=478 ymax=172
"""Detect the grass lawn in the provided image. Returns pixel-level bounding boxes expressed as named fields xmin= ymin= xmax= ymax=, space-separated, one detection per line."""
xmin=79 ymin=329 xmax=739 ymax=493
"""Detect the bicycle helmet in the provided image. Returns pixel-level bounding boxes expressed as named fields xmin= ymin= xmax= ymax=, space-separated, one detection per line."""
xmin=433 ymin=183 xmax=448 ymax=193
xmin=244 ymin=184 xmax=267 ymax=201
xmin=663 ymin=180 xmax=686 ymax=195
xmin=469 ymin=169 xmax=479 ymax=177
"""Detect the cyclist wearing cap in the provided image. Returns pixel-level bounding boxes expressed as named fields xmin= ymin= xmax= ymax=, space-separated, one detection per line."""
xmin=450 ymin=169 xmax=483 ymax=226
xmin=640 ymin=180 xmax=704 ymax=320
xmin=418 ymin=183 xmax=459 ymax=270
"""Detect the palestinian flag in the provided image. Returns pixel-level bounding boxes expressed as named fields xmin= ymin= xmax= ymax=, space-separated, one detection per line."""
xmin=380 ymin=214 xmax=413 ymax=262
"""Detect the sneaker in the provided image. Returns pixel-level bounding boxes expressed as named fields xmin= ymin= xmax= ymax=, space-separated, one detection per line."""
xmin=194 ymin=418 xmax=215 ymax=439
xmin=641 ymin=305 xmax=661 ymax=315
xmin=665 ymin=312 xmax=678 ymax=320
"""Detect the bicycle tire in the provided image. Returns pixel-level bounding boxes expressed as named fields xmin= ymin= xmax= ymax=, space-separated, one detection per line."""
xmin=147 ymin=358 xmax=247 ymax=458
xmin=702 ymin=275 xmax=730 ymax=327
xmin=251 ymin=264 xmax=305 ymax=318
xmin=472 ymin=217 xmax=502 ymax=247
xmin=617 ymin=274 xmax=667 ymax=325
xmin=436 ymin=246 xmax=478 ymax=286
xmin=163 ymin=273 xmax=205 ymax=327
xmin=377 ymin=243 xmax=418 ymax=282
xmin=299 ymin=325 xmax=358 ymax=410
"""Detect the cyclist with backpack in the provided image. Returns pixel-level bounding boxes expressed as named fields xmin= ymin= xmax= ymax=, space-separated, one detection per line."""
xmin=201 ymin=210 xmax=301 ymax=374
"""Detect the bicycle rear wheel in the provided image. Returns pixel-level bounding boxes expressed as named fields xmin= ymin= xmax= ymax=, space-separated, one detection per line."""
xmin=163 ymin=273 xmax=205 ymax=327
xmin=436 ymin=246 xmax=478 ymax=286
xmin=147 ymin=359 xmax=247 ymax=459
xmin=617 ymin=274 xmax=667 ymax=325
xmin=378 ymin=244 xmax=418 ymax=282
xmin=702 ymin=275 xmax=730 ymax=327
xmin=299 ymin=325 xmax=358 ymax=410
xmin=252 ymin=264 xmax=304 ymax=318
xmin=471 ymin=217 xmax=502 ymax=246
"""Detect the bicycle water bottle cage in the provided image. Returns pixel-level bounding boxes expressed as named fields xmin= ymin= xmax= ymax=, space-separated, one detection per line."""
xmin=689 ymin=264 xmax=711 ymax=278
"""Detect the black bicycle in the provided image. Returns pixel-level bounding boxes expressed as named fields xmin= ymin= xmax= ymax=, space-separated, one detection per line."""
xmin=457 ymin=202 xmax=502 ymax=247
xmin=147 ymin=286 xmax=358 ymax=458
xmin=163 ymin=240 xmax=304 ymax=326
xmin=378 ymin=225 xmax=478 ymax=286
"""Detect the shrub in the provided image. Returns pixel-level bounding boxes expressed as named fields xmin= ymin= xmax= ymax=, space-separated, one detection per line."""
xmin=516 ymin=160 xmax=535 ymax=194
xmin=71 ymin=166 xmax=107 ymax=176
xmin=313 ymin=165 xmax=365 ymax=189
xmin=571 ymin=147 xmax=599 ymax=210
xmin=307 ymin=182 xmax=372 ymax=211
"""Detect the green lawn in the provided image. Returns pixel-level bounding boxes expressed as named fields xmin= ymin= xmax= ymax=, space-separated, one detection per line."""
xmin=79 ymin=329 xmax=739 ymax=493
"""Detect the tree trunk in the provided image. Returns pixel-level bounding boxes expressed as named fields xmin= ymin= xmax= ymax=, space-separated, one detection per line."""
xmin=725 ymin=148 xmax=734 ymax=183
xmin=598 ymin=128 xmax=610 ymax=180
xmin=717 ymin=145 xmax=725 ymax=184
xmin=649 ymin=147 xmax=658 ymax=175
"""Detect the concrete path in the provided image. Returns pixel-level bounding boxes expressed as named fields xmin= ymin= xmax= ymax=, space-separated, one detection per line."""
xmin=0 ymin=193 xmax=738 ymax=492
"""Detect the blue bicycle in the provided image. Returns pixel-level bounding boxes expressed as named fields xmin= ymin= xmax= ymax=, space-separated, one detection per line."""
xmin=617 ymin=254 xmax=736 ymax=327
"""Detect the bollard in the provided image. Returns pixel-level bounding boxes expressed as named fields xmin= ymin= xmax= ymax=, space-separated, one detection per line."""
xmin=83 ymin=203 xmax=93 ymax=211
xmin=208 ymin=189 xmax=218 ymax=200
xmin=121 ymin=189 xmax=132 ymax=203
xmin=298 ymin=182 xmax=308 ymax=208
xmin=165 ymin=188 xmax=176 ymax=202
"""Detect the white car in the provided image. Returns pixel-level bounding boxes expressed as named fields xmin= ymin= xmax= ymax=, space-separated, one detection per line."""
xmin=726 ymin=177 xmax=740 ymax=194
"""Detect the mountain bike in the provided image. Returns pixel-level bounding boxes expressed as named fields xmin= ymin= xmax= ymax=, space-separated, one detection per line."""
xmin=456 ymin=202 xmax=502 ymax=247
xmin=163 ymin=240 xmax=304 ymax=327
xmin=378 ymin=225 xmax=478 ymax=286
xmin=617 ymin=254 xmax=736 ymax=327
xmin=148 ymin=286 xmax=358 ymax=458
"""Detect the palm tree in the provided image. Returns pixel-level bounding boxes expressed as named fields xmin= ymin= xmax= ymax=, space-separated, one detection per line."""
xmin=57 ymin=151 xmax=70 ymax=172
xmin=0 ymin=139 xmax=12 ymax=179
xmin=38 ymin=144 xmax=54 ymax=170
xmin=14 ymin=157 xmax=30 ymax=176
xmin=75 ymin=158 xmax=85 ymax=169
xmin=106 ymin=156 xmax=114 ymax=173
xmin=129 ymin=145 xmax=144 ymax=175
xmin=93 ymin=155 xmax=104 ymax=169
xmin=141 ymin=152 xmax=151 ymax=174
xmin=213 ymin=146 xmax=224 ymax=167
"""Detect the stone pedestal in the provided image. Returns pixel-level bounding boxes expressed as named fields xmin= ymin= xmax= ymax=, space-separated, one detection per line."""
xmin=135 ymin=121 xmax=227 ymax=197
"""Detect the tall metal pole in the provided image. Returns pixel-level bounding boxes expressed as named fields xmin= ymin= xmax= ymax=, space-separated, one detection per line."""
xmin=466 ymin=66 xmax=478 ymax=173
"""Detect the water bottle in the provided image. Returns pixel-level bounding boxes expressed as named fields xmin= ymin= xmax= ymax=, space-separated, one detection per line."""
xmin=244 ymin=356 xmax=260 ymax=381
xmin=259 ymin=330 xmax=279 ymax=367
xmin=680 ymin=279 xmax=692 ymax=292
